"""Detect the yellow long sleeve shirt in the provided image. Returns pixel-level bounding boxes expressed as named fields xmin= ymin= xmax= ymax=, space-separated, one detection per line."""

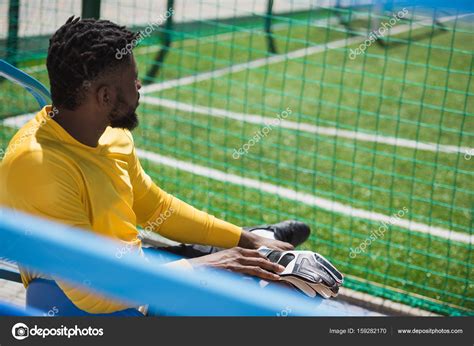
xmin=0 ymin=106 xmax=242 ymax=313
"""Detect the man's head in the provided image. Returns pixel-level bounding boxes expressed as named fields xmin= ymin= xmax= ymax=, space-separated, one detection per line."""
xmin=47 ymin=16 xmax=141 ymax=130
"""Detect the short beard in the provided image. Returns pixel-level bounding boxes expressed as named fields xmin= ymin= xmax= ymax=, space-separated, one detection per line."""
xmin=109 ymin=95 xmax=139 ymax=131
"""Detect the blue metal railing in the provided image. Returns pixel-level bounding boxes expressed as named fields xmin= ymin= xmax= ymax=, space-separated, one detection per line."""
xmin=0 ymin=208 xmax=349 ymax=316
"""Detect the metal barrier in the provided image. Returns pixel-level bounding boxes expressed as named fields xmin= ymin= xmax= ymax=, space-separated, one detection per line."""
xmin=0 ymin=208 xmax=350 ymax=316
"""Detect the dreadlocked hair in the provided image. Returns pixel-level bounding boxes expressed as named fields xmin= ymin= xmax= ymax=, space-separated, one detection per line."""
xmin=47 ymin=16 xmax=139 ymax=110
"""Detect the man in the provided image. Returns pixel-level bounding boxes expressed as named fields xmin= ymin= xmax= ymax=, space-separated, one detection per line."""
xmin=0 ymin=17 xmax=310 ymax=316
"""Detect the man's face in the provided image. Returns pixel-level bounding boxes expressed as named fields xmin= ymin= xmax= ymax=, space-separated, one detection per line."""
xmin=108 ymin=56 xmax=142 ymax=130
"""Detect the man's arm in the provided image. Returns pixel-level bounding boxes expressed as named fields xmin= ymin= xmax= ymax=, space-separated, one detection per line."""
xmin=133 ymin=180 xmax=242 ymax=248
xmin=128 ymin=141 xmax=294 ymax=279
xmin=130 ymin=147 xmax=292 ymax=251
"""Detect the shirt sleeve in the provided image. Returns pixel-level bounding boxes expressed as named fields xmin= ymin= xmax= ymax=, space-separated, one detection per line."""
xmin=129 ymin=148 xmax=242 ymax=249
xmin=3 ymin=150 xmax=92 ymax=230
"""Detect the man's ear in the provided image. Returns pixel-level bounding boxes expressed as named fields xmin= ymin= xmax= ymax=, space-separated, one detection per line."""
xmin=96 ymin=85 xmax=115 ymax=109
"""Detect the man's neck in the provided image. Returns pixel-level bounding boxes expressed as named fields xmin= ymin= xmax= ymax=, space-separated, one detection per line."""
xmin=52 ymin=106 xmax=108 ymax=148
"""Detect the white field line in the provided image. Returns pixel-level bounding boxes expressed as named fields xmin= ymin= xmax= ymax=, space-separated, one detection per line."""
xmin=141 ymin=96 xmax=472 ymax=155
xmin=136 ymin=148 xmax=473 ymax=245
xmin=140 ymin=14 xmax=466 ymax=95
xmin=9 ymin=98 xmax=471 ymax=156
xmin=140 ymin=35 xmax=364 ymax=94
xmin=2 ymin=114 xmax=472 ymax=244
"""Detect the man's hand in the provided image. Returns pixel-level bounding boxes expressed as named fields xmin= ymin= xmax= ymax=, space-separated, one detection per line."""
xmin=188 ymin=247 xmax=285 ymax=281
xmin=238 ymin=231 xmax=294 ymax=251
